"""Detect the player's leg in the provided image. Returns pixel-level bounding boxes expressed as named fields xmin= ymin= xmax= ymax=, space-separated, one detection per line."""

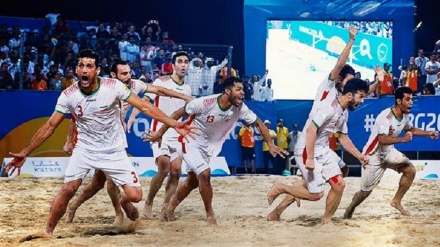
xmin=143 ymin=155 xmax=171 ymax=218
xmin=162 ymin=170 xmax=199 ymax=221
xmin=390 ymin=155 xmax=415 ymax=216
xmin=66 ymin=169 xmax=107 ymax=223
xmin=344 ymin=153 xmax=382 ymax=219
xmin=48 ymin=150 xmax=89 ymax=234
xmin=163 ymin=156 xmax=182 ymax=203
xmin=322 ymin=174 xmax=345 ymax=225
xmin=102 ymin=152 xmax=143 ymax=221
xmin=106 ymin=178 xmax=123 ymax=224
xmin=267 ymin=154 xmax=324 ymax=205
xmin=267 ymin=180 xmax=304 ymax=221
xmin=197 ymin=168 xmax=217 ymax=225
xmin=120 ymin=185 xmax=143 ymax=221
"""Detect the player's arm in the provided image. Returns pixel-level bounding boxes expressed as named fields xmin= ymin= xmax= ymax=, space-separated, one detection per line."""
xmin=63 ymin=118 xmax=75 ymax=155
xmin=255 ymin=118 xmax=288 ymax=158
xmin=408 ymin=127 xmax=439 ymax=139
xmin=5 ymin=112 xmax=65 ymax=175
xmin=338 ymin=133 xmax=367 ymax=165
xmin=126 ymin=93 xmax=179 ymax=128
xmin=22 ymin=112 xmax=65 ymax=156
xmin=256 ymin=119 xmax=275 ymax=147
xmin=147 ymin=84 xmax=194 ymax=102
xmin=378 ymin=133 xmax=413 ymax=145
xmin=304 ymin=121 xmax=319 ymax=170
xmin=147 ymin=107 xmax=187 ymax=143
xmin=329 ymin=26 xmax=357 ymax=80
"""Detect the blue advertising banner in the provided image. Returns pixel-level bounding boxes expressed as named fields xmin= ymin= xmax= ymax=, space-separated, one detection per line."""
xmin=1 ymin=91 xmax=438 ymax=170
xmin=0 ymin=92 xmax=277 ymax=169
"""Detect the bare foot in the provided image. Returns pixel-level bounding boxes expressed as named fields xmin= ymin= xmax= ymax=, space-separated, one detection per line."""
xmin=294 ymin=197 xmax=301 ymax=207
xmin=266 ymin=211 xmax=281 ymax=221
xmin=142 ymin=204 xmax=153 ymax=219
xmin=113 ymin=214 xmax=124 ymax=226
xmin=160 ymin=203 xmax=169 ymax=215
xmin=390 ymin=200 xmax=411 ymax=216
xmin=160 ymin=206 xmax=175 ymax=222
xmin=122 ymin=202 xmax=139 ymax=221
xmin=267 ymin=180 xmax=283 ymax=205
xmin=207 ymin=215 xmax=217 ymax=226
xmin=65 ymin=206 xmax=76 ymax=223
xmin=319 ymin=218 xmax=334 ymax=227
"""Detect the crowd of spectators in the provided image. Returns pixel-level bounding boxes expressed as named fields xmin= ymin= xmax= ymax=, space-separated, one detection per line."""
xmin=0 ymin=16 xmax=233 ymax=95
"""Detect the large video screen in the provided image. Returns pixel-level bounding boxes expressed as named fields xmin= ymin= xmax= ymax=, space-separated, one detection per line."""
xmin=266 ymin=20 xmax=393 ymax=100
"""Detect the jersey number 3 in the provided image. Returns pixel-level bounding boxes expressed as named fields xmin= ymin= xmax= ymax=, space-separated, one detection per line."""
xmin=77 ymin=105 xmax=84 ymax=117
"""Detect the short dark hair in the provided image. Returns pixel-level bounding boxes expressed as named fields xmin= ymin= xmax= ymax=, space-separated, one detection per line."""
xmin=339 ymin=64 xmax=355 ymax=79
xmin=223 ymin=76 xmax=242 ymax=91
xmin=110 ymin=59 xmax=129 ymax=73
xmin=342 ymin=78 xmax=369 ymax=95
xmin=78 ymin=49 xmax=100 ymax=67
xmin=395 ymin=86 xmax=413 ymax=103
xmin=172 ymin=51 xmax=190 ymax=64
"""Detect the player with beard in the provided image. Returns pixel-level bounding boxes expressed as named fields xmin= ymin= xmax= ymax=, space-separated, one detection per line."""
xmin=266 ymin=27 xmax=384 ymax=222
xmin=146 ymin=76 xmax=289 ymax=225
xmin=267 ymin=78 xmax=369 ymax=226
xmin=125 ymin=52 xmax=193 ymax=219
xmin=64 ymin=55 xmax=193 ymax=224
xmin=344 ymin=87 xmax=439 ymax=219
xmin=4 ymin=49 xmax=196 ymax=236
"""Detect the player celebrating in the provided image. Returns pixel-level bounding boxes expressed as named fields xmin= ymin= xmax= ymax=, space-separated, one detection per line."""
xmin=147 ymin=76 xmax=289 ymax=225
xmin=126 ymin=52 xmax=192 ymax=219
xmin=267 ymin=78 xmax=369 ymax=225
xmin=5 ymin=49 xmax=195 ymax=235
xmin=344 ymin=86 xmax=439 ymax=219
xmin=65 ymin=56 xmax=193 ymax=224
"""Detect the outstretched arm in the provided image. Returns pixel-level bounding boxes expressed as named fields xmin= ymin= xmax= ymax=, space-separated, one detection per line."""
xmin=6 ymin=112 xmax=65 ymax=175
xmin=329 ymin=26 xmax=358 ymax=80
xmin=255 ymin=118 xmax=289 ymax=158
xmin=409 ymin=128 xmax=439 ymax=139
xmin=126 ymin=93 xmax=178 ymax=128
xmin=147 ymin=84 xmax=194 ymax=102
xmin=145 ymin=107 xmax=187 ymax=143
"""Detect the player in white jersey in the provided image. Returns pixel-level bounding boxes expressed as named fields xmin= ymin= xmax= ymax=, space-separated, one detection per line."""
xmin=145 ymin=76 xmax=289 ymax=225
xmin=65 ymin=57 xmax=193 ymax=224
xmin=4 ymin=49 xmax=196 ymax=236
xmin=267 ymin=78 xmax=370 ymax=225
xmin=267 ymin=27 xmax=385 ymax=221
xmin=344 ymin=87 xmax=439 ymax=219
xmin=125 ymin=52 xmax=193 ymax=219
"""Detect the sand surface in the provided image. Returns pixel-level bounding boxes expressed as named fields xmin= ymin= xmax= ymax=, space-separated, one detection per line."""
xmin=1 ymin=174 xmax=439 ymax=247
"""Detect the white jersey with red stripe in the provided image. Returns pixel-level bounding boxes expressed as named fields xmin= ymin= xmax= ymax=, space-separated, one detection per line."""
xmin=314 ymin=75 xmax=338 ymax=103
xmin=120 ymin=79 xmax=148 ymax=120
xmin=295 ymin=97 xmax=348 ymax=157
xmin=55 ymin=77 xmax=132 ymax=152
xmin=149 ymin=76 xmax=191 ymax=143
xmin=362 ymin=107 xmax=412 ymax=156
xmin=184 ymin=94 xmax=257 ymax=157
